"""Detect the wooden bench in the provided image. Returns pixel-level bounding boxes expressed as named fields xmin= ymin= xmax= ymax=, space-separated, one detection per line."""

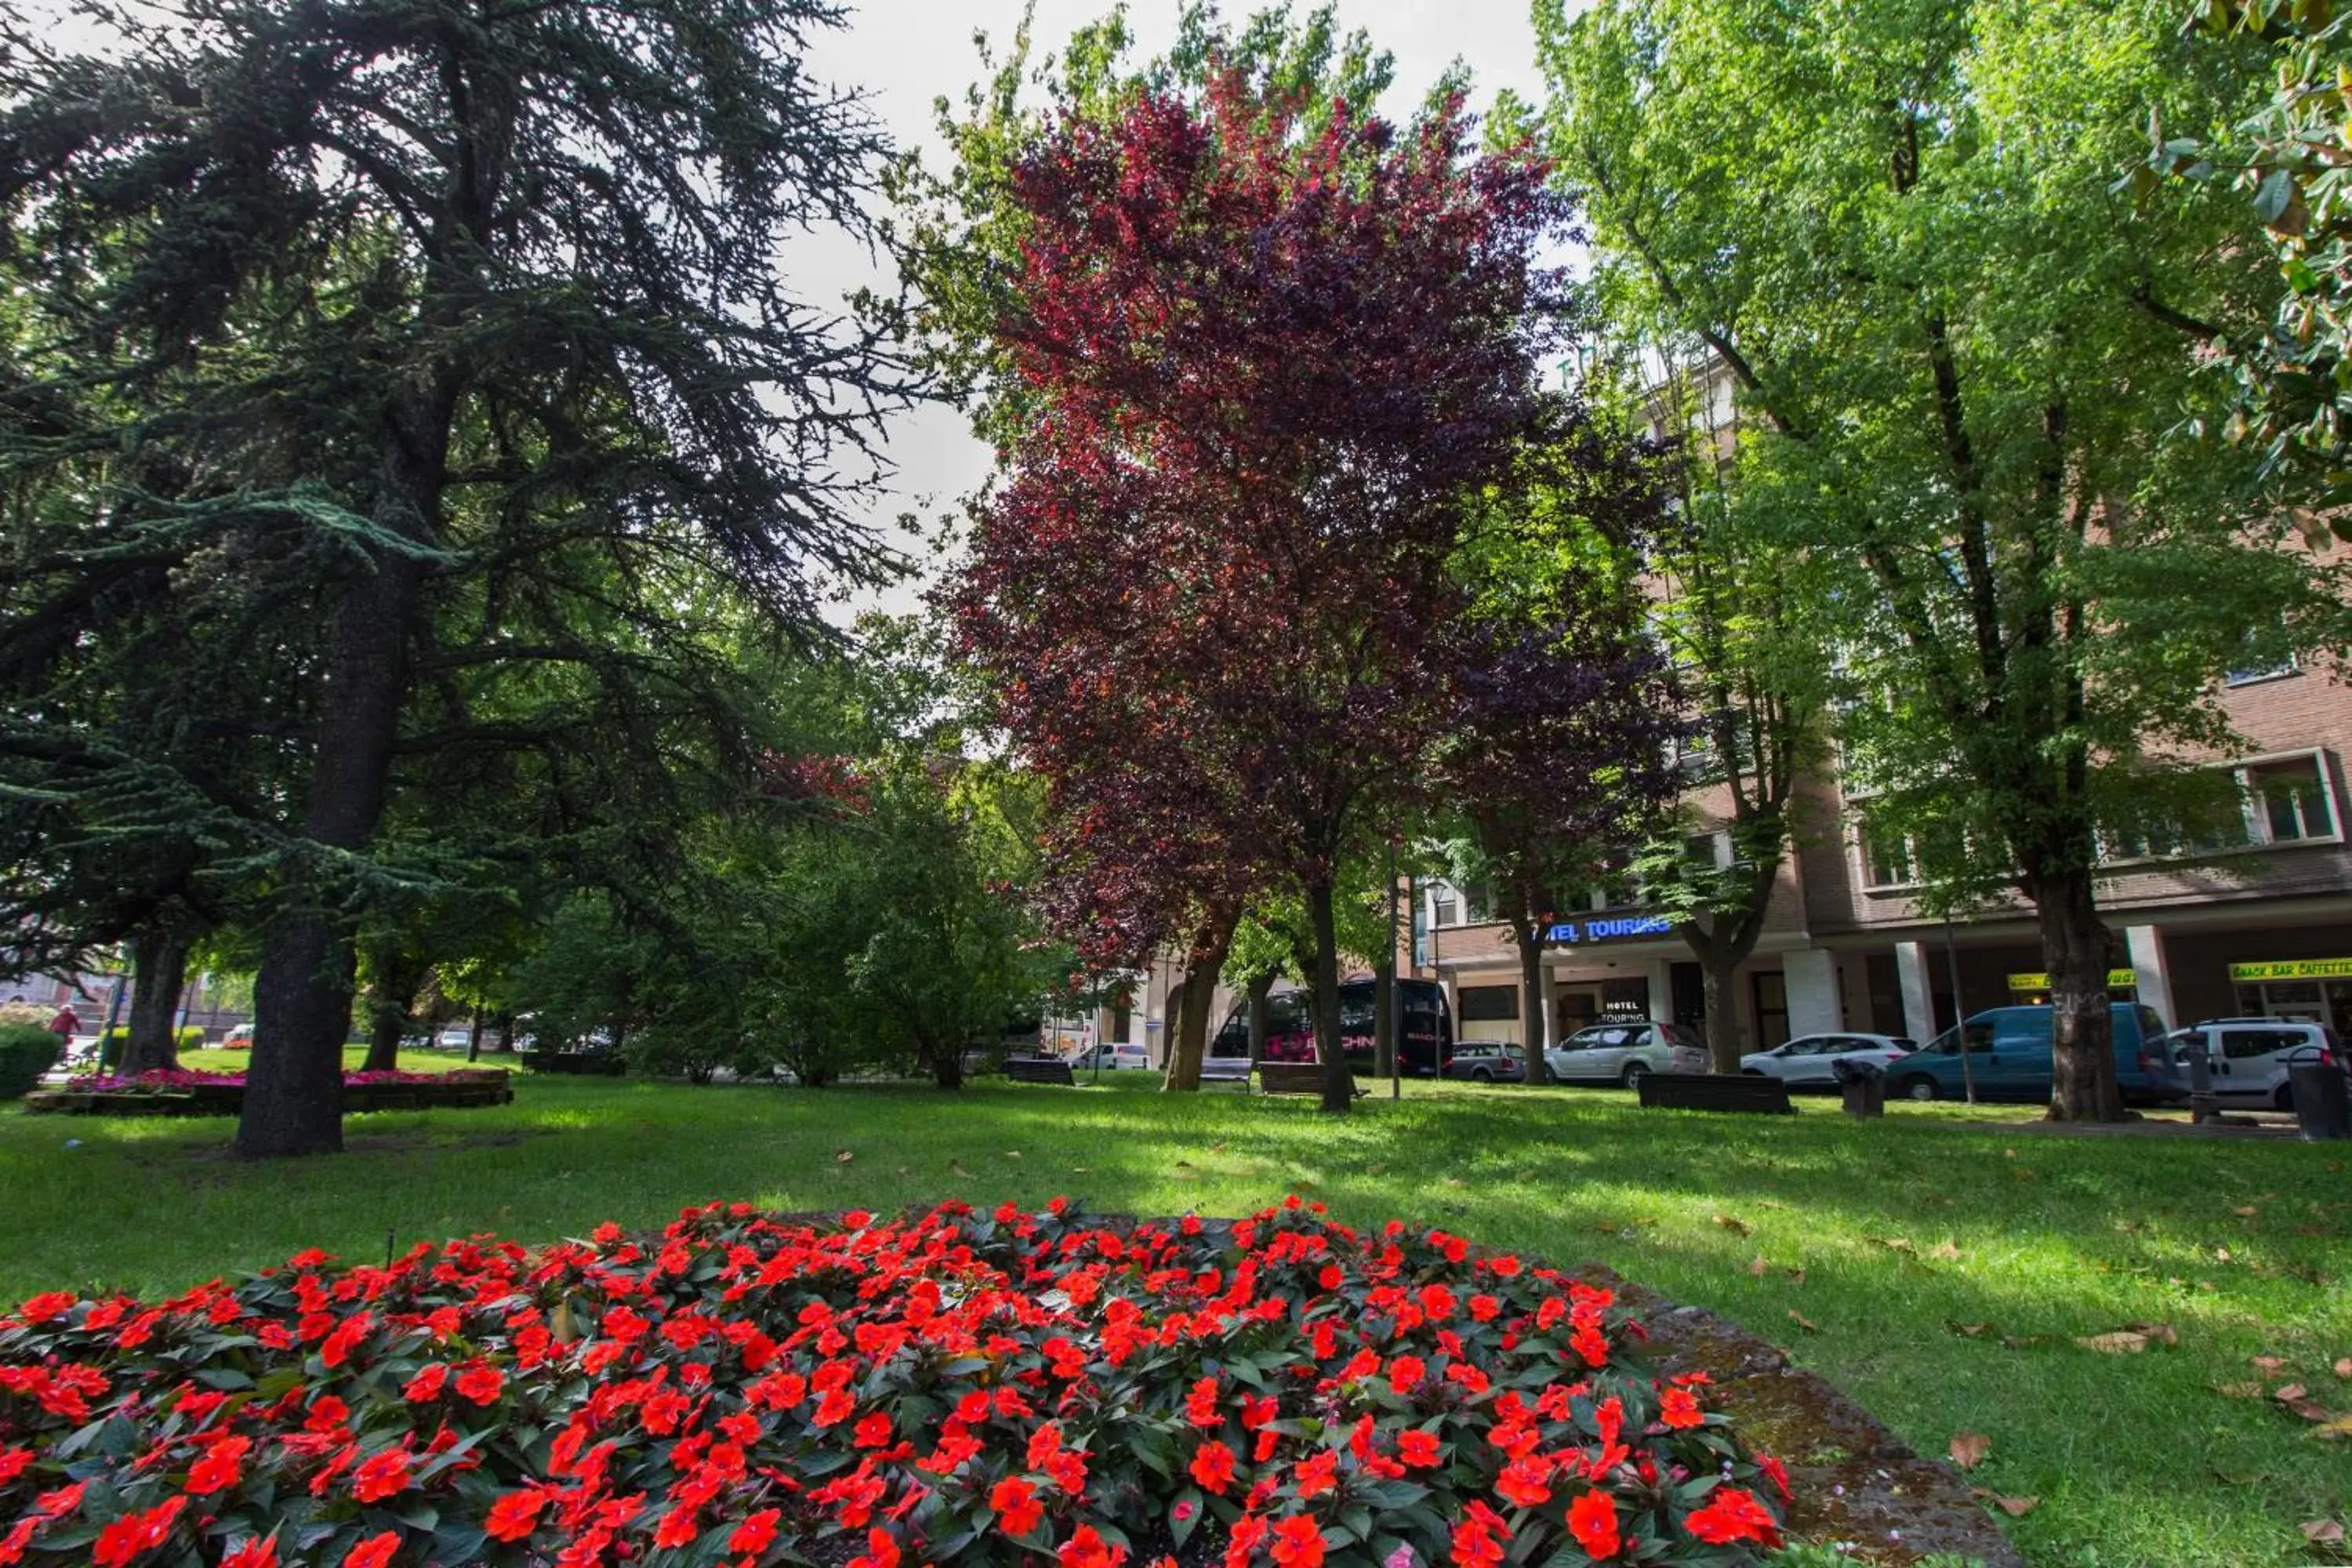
xmin=1637 ymin=1072 xmax=1795 ymax=1115
xmin=1004 ymin=1056 xmax=1078 ymax=1087
xmin=1258 ymin=1062 xmax=1364 ymax=1099
xmin=1200 ymin=1057 xmax=1253 ymax=1087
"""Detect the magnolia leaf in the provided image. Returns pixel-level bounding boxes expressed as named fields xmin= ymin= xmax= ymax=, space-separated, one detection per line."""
xmin=2214 ymin=1381 xmax=2265 ymax=1399
xmin=2254 ymin=1355 xmax=2290 ymax=1373
xmin=2285 ymin=1398 xmax=2335 ymax=1421
xmin=1713 ymin=1214 xmax=1751 ymax=1237
xmin=2303 ymin=1519 xmax=2347 ymax=1546
xmin=1004 ymin=1150 xmax=1022 ymax=1160
xmin=2234 ymin=1205 xmax=2259 ymax=1218
xmin=2335 ymin=1357 xmax=2351 ymax=1379
xmin=2276 ymin=1383 xmax=2310 ymax=1402
xmin=2309 ymin=1415 xmax=2352 ymax=1440
xmin=1971 ymin=1489 xmax=2038 ymax=1517
xmin=1947 ymin=1321 xmax=1992 ymax=1339
xmin=2076 ymin=1331 xmax=2149 ymax=1354
xmin=834 ymin=1149 xmax=854 ymax=1163
xmin=1948 ymin=1432 xmax=1991 ymax=1471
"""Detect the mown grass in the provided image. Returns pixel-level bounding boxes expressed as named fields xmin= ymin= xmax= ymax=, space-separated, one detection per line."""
xmin=0 ymin=1073 xmax=2344 ymax=1567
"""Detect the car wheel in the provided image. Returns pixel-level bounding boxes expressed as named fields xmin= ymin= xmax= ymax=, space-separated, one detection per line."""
xmin=1472 ymin=1068 xmax=1493 ymax=1083
xmin=1899 ymin=1075 xmax=1938 ymax=1102
xmin=2274 ymin=1082 xmax=2296 ymax=1113
xmin=1620 ymin=1062 xmax=1648 ymax=1089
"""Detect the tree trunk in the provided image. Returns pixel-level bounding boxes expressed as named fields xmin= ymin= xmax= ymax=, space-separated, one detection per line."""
xmin=1165 ymin=910 xmax=1236 ymax=1092
xmin=2034 ymin=866 xmax=2122 ymax=1121
xmin=122 ymin=930 xmax=191 ymax=1075
xmin=1372 ymin=955 xmax=1396 ymax=1080
xmin=1307 ymin=877 xmax=1352 ymax=1113
xmin=1245 ymin=970 xmax=1275 ymax=1065
xmin=1516 ymin=916 xmax=1555 ymax=1086
xmin=1700 ymin=946 xmax=1742 ymax=1074
xmin=240 ymin=552 xmax=430 ymax=1157
xmin=361 ymin=946 xmax=424 ymax=1073
xmin=465 ymin=1012 xmax=482 ymax=1064
xmin=929 ymin=1033 xmax=965 ymax=1091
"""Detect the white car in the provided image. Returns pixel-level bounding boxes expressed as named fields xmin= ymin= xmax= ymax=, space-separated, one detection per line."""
xmin=434 ymin=1026 xmax=474 ymax=1051
xmin=1740 ymin=1032 xmax=1915 ymax=1088
xmin=1066 ymin=1044 xmax=1149 ymax=1071
xmin=1544 ymin=1022 xmax=1707 ymax=1087
xmin=2169 ymin=1019 xmax=2349 ymax=1111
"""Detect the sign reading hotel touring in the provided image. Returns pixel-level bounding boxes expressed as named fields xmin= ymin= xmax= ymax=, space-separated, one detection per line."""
xmin=2228 ymin=957 xmax=2352 ymax=982
xmin=1544 ymin=913 xmax=1674 ymax=946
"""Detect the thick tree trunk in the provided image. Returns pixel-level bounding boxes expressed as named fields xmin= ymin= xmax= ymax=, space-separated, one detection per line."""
xmin=1516 ymin=917 xmax=1555 ymax=1085
xmin=465 ymin=1013 xmax=482 ymax=1063
xmin=1164 ymin=911 xmax=1236 ymax=1092
xmin=930 ymin=1033 xmax=965 ymax=1091
xmin=361 ymin=946 xmax=424 ymax=1073
xmin=240 ymin=553 xmax=430 ymax=1157
xmin=1372 ymin=956 xmax=1396 ymax=1080
xmin=2034 ymin=866 xmax=2122 ymax=1122
xmin=1307 ymin=877 xmax=1352 ymax=1113
xmin=122 ymin=930 xmax=191 ymax=1075
xmin=1245 ymin=970 xmax=1275 ymax=1064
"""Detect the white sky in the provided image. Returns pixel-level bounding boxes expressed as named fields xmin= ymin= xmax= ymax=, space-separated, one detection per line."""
xmin=28 ymin=0 xmax=1556 ymax=617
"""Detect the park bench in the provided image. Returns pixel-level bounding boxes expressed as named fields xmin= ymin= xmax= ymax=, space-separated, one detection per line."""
xmin=1258 ymin=1062 xmax=1364 ymax=1099
xmin=1199 ymin=1057 xmax=1252 ymax=1088
xmin=521 ymin=1051 xmax=626 ymax=1076
xmin=1636 ymin=1072 xmax=1795 ymax=1115
xmin=1004 ymin=1056 xmax=1078 ymax=1087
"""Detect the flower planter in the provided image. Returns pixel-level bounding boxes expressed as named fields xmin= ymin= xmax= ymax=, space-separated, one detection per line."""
xmin=23 ymin=1069 xmax=513 ymax=1117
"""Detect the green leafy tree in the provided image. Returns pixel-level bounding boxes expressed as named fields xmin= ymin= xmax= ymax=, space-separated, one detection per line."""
xmin=1541 ymin=0 xmax=2337 ymax=1119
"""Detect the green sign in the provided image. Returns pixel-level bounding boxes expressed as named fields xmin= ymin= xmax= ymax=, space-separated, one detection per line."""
xmin=2005 ymin=969 xmax=2136 ymax=992
xmin=2228 ymin=958 xmax=2352 ymax=982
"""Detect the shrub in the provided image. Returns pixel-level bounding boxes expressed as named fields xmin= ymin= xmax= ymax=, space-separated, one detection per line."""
xmin=0 ymin=1025 xmax=60 ymax=1101
xmin=0 ymin=1198 xmax=1788 ymax=1566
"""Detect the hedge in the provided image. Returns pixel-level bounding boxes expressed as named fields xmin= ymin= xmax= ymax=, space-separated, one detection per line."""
xmin=0 ymin=1025 xmax=60 ymax=1101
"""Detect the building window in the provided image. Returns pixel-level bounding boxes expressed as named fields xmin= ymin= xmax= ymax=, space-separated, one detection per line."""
xmin=1457 ymin=985 xmax=1519 ymax=1022
xmin=2225 ymin=655 xmax=2299 ymax=688
xmin=1432 ymin=890 xmax=1459 ymax=928
xmin=2249 ymin=755 xmax=2336 ymax=843
xmin=1858 ymin=827 xmax=1915 ymax=890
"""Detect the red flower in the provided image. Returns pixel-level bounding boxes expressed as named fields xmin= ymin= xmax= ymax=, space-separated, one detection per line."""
xmin=1058 ymin=1523 xmax=1126 ymax=1568
xmin=16 ymin=1292 xmax=75 ymax=1325
xmin=1396 ymin=1430 xmax=1440 ymax=1468
xmin=1293 ymin=1450 xmax=1338 ymax=1498
xmin=1190 ymin=1439 xmax=1237 ymax=1494
xmin=220 ymin=1536 xmax=279 ymax=1568
xmin=1567 ymin=1490 xmax=1620 ymax=1559
xmin=401 ymin=1365 xmax=447 ymax=1402
xmin=350 ymin=1448 xmax=412 ymax=1504
xmin=1684 ymin=1486 xmax=1780 ymax=1548
xmin=1028 ymin=1421 xmax=1065 ymax=1468
xmin=848 ymin=1527 xmax=901 ymax=1568
xmin=93 ymin=1497 xmax=186 ymax=1568
xmin=0 ymin=1447 xmax=31 ymax=1487
xmin=730 ymin=1510 xmax=782 ymax=1554
xmin=1657 ymin=1388 xmax=1703 ymax=1430
xmin=1269 ymin=1515 xmax=1325 ymax=1568
xmin=1387 ymin=1355 xmax=1425 ymax=1393
xmin=341 ymin=1532 xmax=399 ymax=1568
xmin=1186 ymin=1377 xmax=1221 ymax=1427
xmin=185 ymin=1435 xmax=249 ymax=1495
xmin=484 ymin=1490 xmax=548 ymax=1543
xmin=991 ymin=1475 xmax=1044 ymax=1537
xmin=812 ymin=1387 xmax=856 ymax=1426
xmin=454 ymin=1363 xmax=503 ymax=1405
xmin=320 ymin=1313 xmax=372 ymax=1369
xmin=653 ymin=1504 xmax=700 ymax=1549
xmin=1450 ymin=1501 xmax=1507 ymax=1568
xmin=1494 ymin=1456 xmax=1552 ymax=1509
xmin=854 ymin=1412 xmax=894 ymax=1448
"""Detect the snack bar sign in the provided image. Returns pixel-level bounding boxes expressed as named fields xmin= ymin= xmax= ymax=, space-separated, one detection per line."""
xmin=1544 ymin=913 xmax=1674 ymax=946
xmin=2229 ymin=957 xmax=2352 ymax=982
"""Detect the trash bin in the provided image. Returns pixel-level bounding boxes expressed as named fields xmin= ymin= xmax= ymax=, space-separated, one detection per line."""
xmin=1833 ymin=1058 xmax=1886 ymax=1119
xmin=2289 ymin=1065 xmax=2350 ymax=1142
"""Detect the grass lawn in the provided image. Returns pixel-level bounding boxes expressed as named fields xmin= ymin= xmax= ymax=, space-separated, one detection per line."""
xmin=1 ymin=1073 xmax=2344 ymax=1567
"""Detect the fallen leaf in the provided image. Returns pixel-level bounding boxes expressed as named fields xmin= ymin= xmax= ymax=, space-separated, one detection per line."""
xmin=2335 ymin=1357 xmax=2352 ymax=1379
xmin=1003 ymin=1150 xmax=1022 ymax=1160
xmin=833 ymin=1149 xmax=854 ymax=1163
xmin=1067 ymin=1167 xmax=1090 ymax=1174
xmin=1787 ymin=1309 xmax=1820 ymax=1334
xmin=2310 ymin=1415 xmax=2352 ymax=1440
xmin=2276 ymin=1384 xmax=2310 ymax=1403
xmin=2254 ymin=1355 xmax=2290 ymax=1374
xmin=1714 ymin=1214 xmax=1751 ymax=1236
xmin=2216 ymin=1247 xmax=2233 ymax=1262
xmin=1592 ymin=1221 xmax=1620 ymax=1235
xmin=2213 ymin=1381 xmax=2266 ymax=1399
xmin=1991 ymin=1496 xmax=2040 ymax=1518
xmin=2009 ymin=1167 xmax=2036 ymax=1181
xmin=1947 ymin=1321 xmax=1992 ymax=1339
xmin=1210 ymin=1141 xmax=1229 ymax=1152
xmin=1173 ymin=1160 xmax=1195 ymax=1168
xmin=1171 ymin=1168 xmax=1199 ymax=1181
xmin=2285 ymin=1398 xmax=2334 ymax=1422
xmin=2303 ymin=1519 xmax=2346 ymax=1546
xmin=1784 ymin=1268 xmax=1806 ymax=1285
xmin=1929 ymin=1241 xmax=1963 ymax=1261
xmin=2129 ymin=1322 xmax=2180 ymax=1347
xmin=2234 ymin=1205 xmax=2259 ymax=1218
xmin=1875 ymin=1236 xmax=1918 ymax=1254
xmin=1948 ymin=1432 xmax=1992 ymax=1471
xmin=2212 ymin=1468 xmax=2267 ymax=1486
xmin=550 ymin=1300 xmax=578 ymax=1345
xmin=2000 ymin=1334 xmax=2058 ymax=1351
xmin=2076 ymin=1331 xmax=2149 ymax=1354
xmin=1748 ymin=1255 xmax=1769 ymax=1277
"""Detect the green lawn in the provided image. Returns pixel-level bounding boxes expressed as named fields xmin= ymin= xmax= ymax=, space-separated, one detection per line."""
xmin=1 ymin=1074 xmax=2344 ymax=1567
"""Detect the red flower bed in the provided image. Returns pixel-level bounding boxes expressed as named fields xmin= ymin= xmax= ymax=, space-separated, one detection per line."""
xmin=0 ymin=1200 xmax=1789 ymax=1566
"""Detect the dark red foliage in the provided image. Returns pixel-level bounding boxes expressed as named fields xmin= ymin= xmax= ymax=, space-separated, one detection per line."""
xmin=950 ymin=72 xmax=1569 ymax=967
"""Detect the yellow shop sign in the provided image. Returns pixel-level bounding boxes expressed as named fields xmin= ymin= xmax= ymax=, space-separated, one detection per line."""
xmin=2228 ymin=957 xmax=2352 ymax=982
xmin=2005 ymin=969 xmax=2136 ymax=991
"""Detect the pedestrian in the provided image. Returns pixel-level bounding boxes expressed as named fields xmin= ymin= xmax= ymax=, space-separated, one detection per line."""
xmin=47 ymin=1002 xmax=78 ymax=1044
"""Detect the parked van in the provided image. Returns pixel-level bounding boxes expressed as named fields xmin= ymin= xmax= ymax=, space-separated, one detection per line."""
xmin=1884 ymin=1004 xmax=2183 ymax=1105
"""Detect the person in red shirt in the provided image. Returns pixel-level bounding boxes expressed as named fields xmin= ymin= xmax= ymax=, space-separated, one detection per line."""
xmin=47 ymin=1004 xmax=78 ymax=1042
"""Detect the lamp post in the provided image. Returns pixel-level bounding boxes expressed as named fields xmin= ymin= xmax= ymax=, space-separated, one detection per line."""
xmin=1388 ymin=840 xmax=1402 ymax=1102
xmin=1943 ymin=914 xmax=1975 ymax=1105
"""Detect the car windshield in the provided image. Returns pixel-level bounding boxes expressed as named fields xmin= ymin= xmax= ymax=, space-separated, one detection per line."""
xmin=1570 ymin=1026 xmax=1641 ymax=1048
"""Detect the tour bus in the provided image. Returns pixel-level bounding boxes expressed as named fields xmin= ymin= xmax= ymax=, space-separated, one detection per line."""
xmin=1209 ymin=978 xmax=1454 ymax=1076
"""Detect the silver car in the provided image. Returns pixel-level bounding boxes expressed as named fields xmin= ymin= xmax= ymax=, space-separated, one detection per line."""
xmin=1740 ymin=1032 xmax=1915 ymax=1088
xmin=2169 ymin=1018 xmax=2348 ymax=1111
xmin=1544 ymin=1022 xmax=1706 ymax=1087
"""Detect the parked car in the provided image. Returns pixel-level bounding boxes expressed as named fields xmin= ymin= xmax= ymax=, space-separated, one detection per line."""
xmin=221 ymin=1023 xmax=255 ymax=1051
xmin=1883 ymin=1004 xmax=2181 ymax=1105
xmin=1443 ymin=1041 xmax=1526 ymax=1083
xmin=1065 ymin=1043 xmax=1149 ymax=1071
xmin=1740 ymin=1032 xmax=1915 ymax=1088
xmin=1544 ymin=1022 xmax=1707 ymax=1088
xmin=2168 ymin=1018 xmax=2349 ymax=1111
xmin=435 ymin=1026 xmax=473 ymax=1051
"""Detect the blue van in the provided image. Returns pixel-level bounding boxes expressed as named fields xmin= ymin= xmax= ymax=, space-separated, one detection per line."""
xmin=1884 ymin=1004 xmax=2184 ymax=1105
